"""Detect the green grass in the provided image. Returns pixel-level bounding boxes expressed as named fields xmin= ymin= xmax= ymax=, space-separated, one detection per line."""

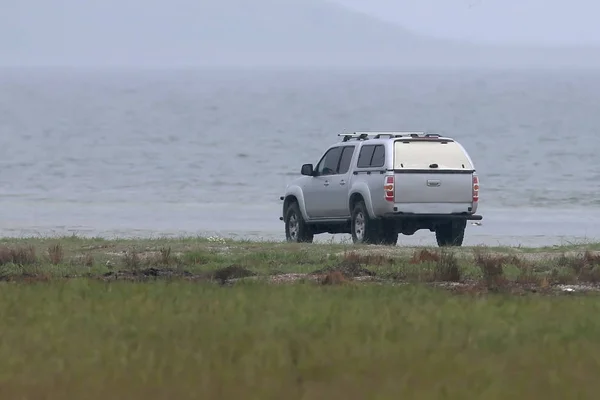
xmin=2 ymin=281 xmax=600 ymax=399
xmin=1 ymin=234 xmax=599 ymax=256
xmin=3 ymin=236 xmax=600 ymax=398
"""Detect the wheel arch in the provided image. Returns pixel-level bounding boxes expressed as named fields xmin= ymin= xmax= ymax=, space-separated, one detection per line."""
xmin=283 ymin=187 xmax=309 ymax=221
xmin=283 ymin=195 xmax=298 ymax=215
xmin=348 ymin=185 xmax=376 ymax=218
xmin=349 ymin=192 xmax=364 ymax=212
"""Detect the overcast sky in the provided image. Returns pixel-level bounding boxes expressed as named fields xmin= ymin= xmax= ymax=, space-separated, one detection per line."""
xmin=2 ymin=0 xmax=599 ymax=67
xmin=337 ymin=0 xmax=600 ymax=45
xmin=5 ymin=0 xmax=598 ymax=47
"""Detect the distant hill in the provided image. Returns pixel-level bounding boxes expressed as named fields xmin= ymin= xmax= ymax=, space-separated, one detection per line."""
xmin=2 ymin=0 xmax=434 ymax=66
xmin=2 ymin=0 xmax=600 ymax=67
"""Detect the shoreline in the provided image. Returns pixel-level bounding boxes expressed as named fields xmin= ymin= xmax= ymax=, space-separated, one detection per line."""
xmin=2 ymin=233 xmax=600 ymax=251
xmin=2 ymin=203 xmax=600 ymax=248
xmin=0 ymin=225 xmax=598 ymax=249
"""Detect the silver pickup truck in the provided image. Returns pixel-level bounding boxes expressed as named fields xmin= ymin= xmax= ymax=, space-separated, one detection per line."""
xmin=279 ymin=132 xmax=482 ymax=246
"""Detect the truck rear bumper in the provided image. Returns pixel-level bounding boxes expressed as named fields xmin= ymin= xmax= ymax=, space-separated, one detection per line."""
xmin=382 ymin=213 xmax=483 ymax=221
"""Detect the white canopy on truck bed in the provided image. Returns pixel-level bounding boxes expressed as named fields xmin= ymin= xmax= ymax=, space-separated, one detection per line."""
xmin=393 ymin=140 xmax=474 ymax=170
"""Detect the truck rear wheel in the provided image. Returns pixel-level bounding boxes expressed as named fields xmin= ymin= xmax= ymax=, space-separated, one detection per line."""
xmin=435 ymin=220 xmax=466 ymax=247
xmin=285 ymin=202 xmax=314 ymax=243
xmin=379 ymin=221 xmax=398 ymax=246
xmin=351 ymin=201 xmax=382 ymax=244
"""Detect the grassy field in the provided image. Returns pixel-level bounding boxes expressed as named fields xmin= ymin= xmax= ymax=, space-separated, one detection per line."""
xmin=2 ymin=236 xmax=600 ymax=399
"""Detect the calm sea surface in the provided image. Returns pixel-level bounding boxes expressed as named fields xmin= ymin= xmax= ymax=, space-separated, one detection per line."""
xmin=1 ymin=67 xmax=599 ymax=246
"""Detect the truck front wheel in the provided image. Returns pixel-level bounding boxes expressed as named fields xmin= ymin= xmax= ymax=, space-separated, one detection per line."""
xmin=435 ymin=220 xmax=466 ymax=247
xmin=285 ymin=202 xmax=314 ymax=243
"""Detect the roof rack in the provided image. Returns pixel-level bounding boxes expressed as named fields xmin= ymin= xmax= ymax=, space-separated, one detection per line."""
xmin=338 ymin=131 xmax=442 ymax=142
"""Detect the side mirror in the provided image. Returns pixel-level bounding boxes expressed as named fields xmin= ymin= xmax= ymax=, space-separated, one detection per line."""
xmin=301 ymin=163 xmax=314 ymax=176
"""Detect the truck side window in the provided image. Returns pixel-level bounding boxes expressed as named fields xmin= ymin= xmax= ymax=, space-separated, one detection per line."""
xmin=315 ymin=147 xmax=343 ymax=176
xmin=357 ymin=145 xmax=385 ymax=168
xmin=370 ymin=145 xmax=385 ymax=167
xmin=337 ymin=146 xmax=355 ymax=174
xmin=357 ymin=145 xmax=376 ymax=168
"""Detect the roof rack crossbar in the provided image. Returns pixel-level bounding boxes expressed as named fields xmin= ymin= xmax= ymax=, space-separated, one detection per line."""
xmin=338 ymin=131 xmax=437 ymax=142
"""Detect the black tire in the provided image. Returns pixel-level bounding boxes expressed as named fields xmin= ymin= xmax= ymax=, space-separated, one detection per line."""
xmin=285 ymin=202 xmax=314 ymax=243
xmin=351 ymin=201 xmax=382 ymax=244
xmin=379 ymin=222 xmax=398 ymax=246
xmin=435 ymin=220 xmax=466 ymax=247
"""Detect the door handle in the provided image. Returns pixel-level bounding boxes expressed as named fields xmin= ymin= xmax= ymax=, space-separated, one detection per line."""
xmin=324 ymin=181 xmax=330 ymax=186
xmin=339 ymin=180 xmax=346 ymax=186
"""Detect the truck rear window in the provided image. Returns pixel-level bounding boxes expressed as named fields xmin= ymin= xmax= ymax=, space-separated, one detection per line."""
xmin=393 ymin=140 xmax=474 ymax=170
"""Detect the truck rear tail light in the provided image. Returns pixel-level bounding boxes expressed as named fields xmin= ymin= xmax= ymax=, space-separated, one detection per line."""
xmin=384 ymin=176 xmax=394 ymax=202
xmin=472 ymin=175 xmax=479 ymax=203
